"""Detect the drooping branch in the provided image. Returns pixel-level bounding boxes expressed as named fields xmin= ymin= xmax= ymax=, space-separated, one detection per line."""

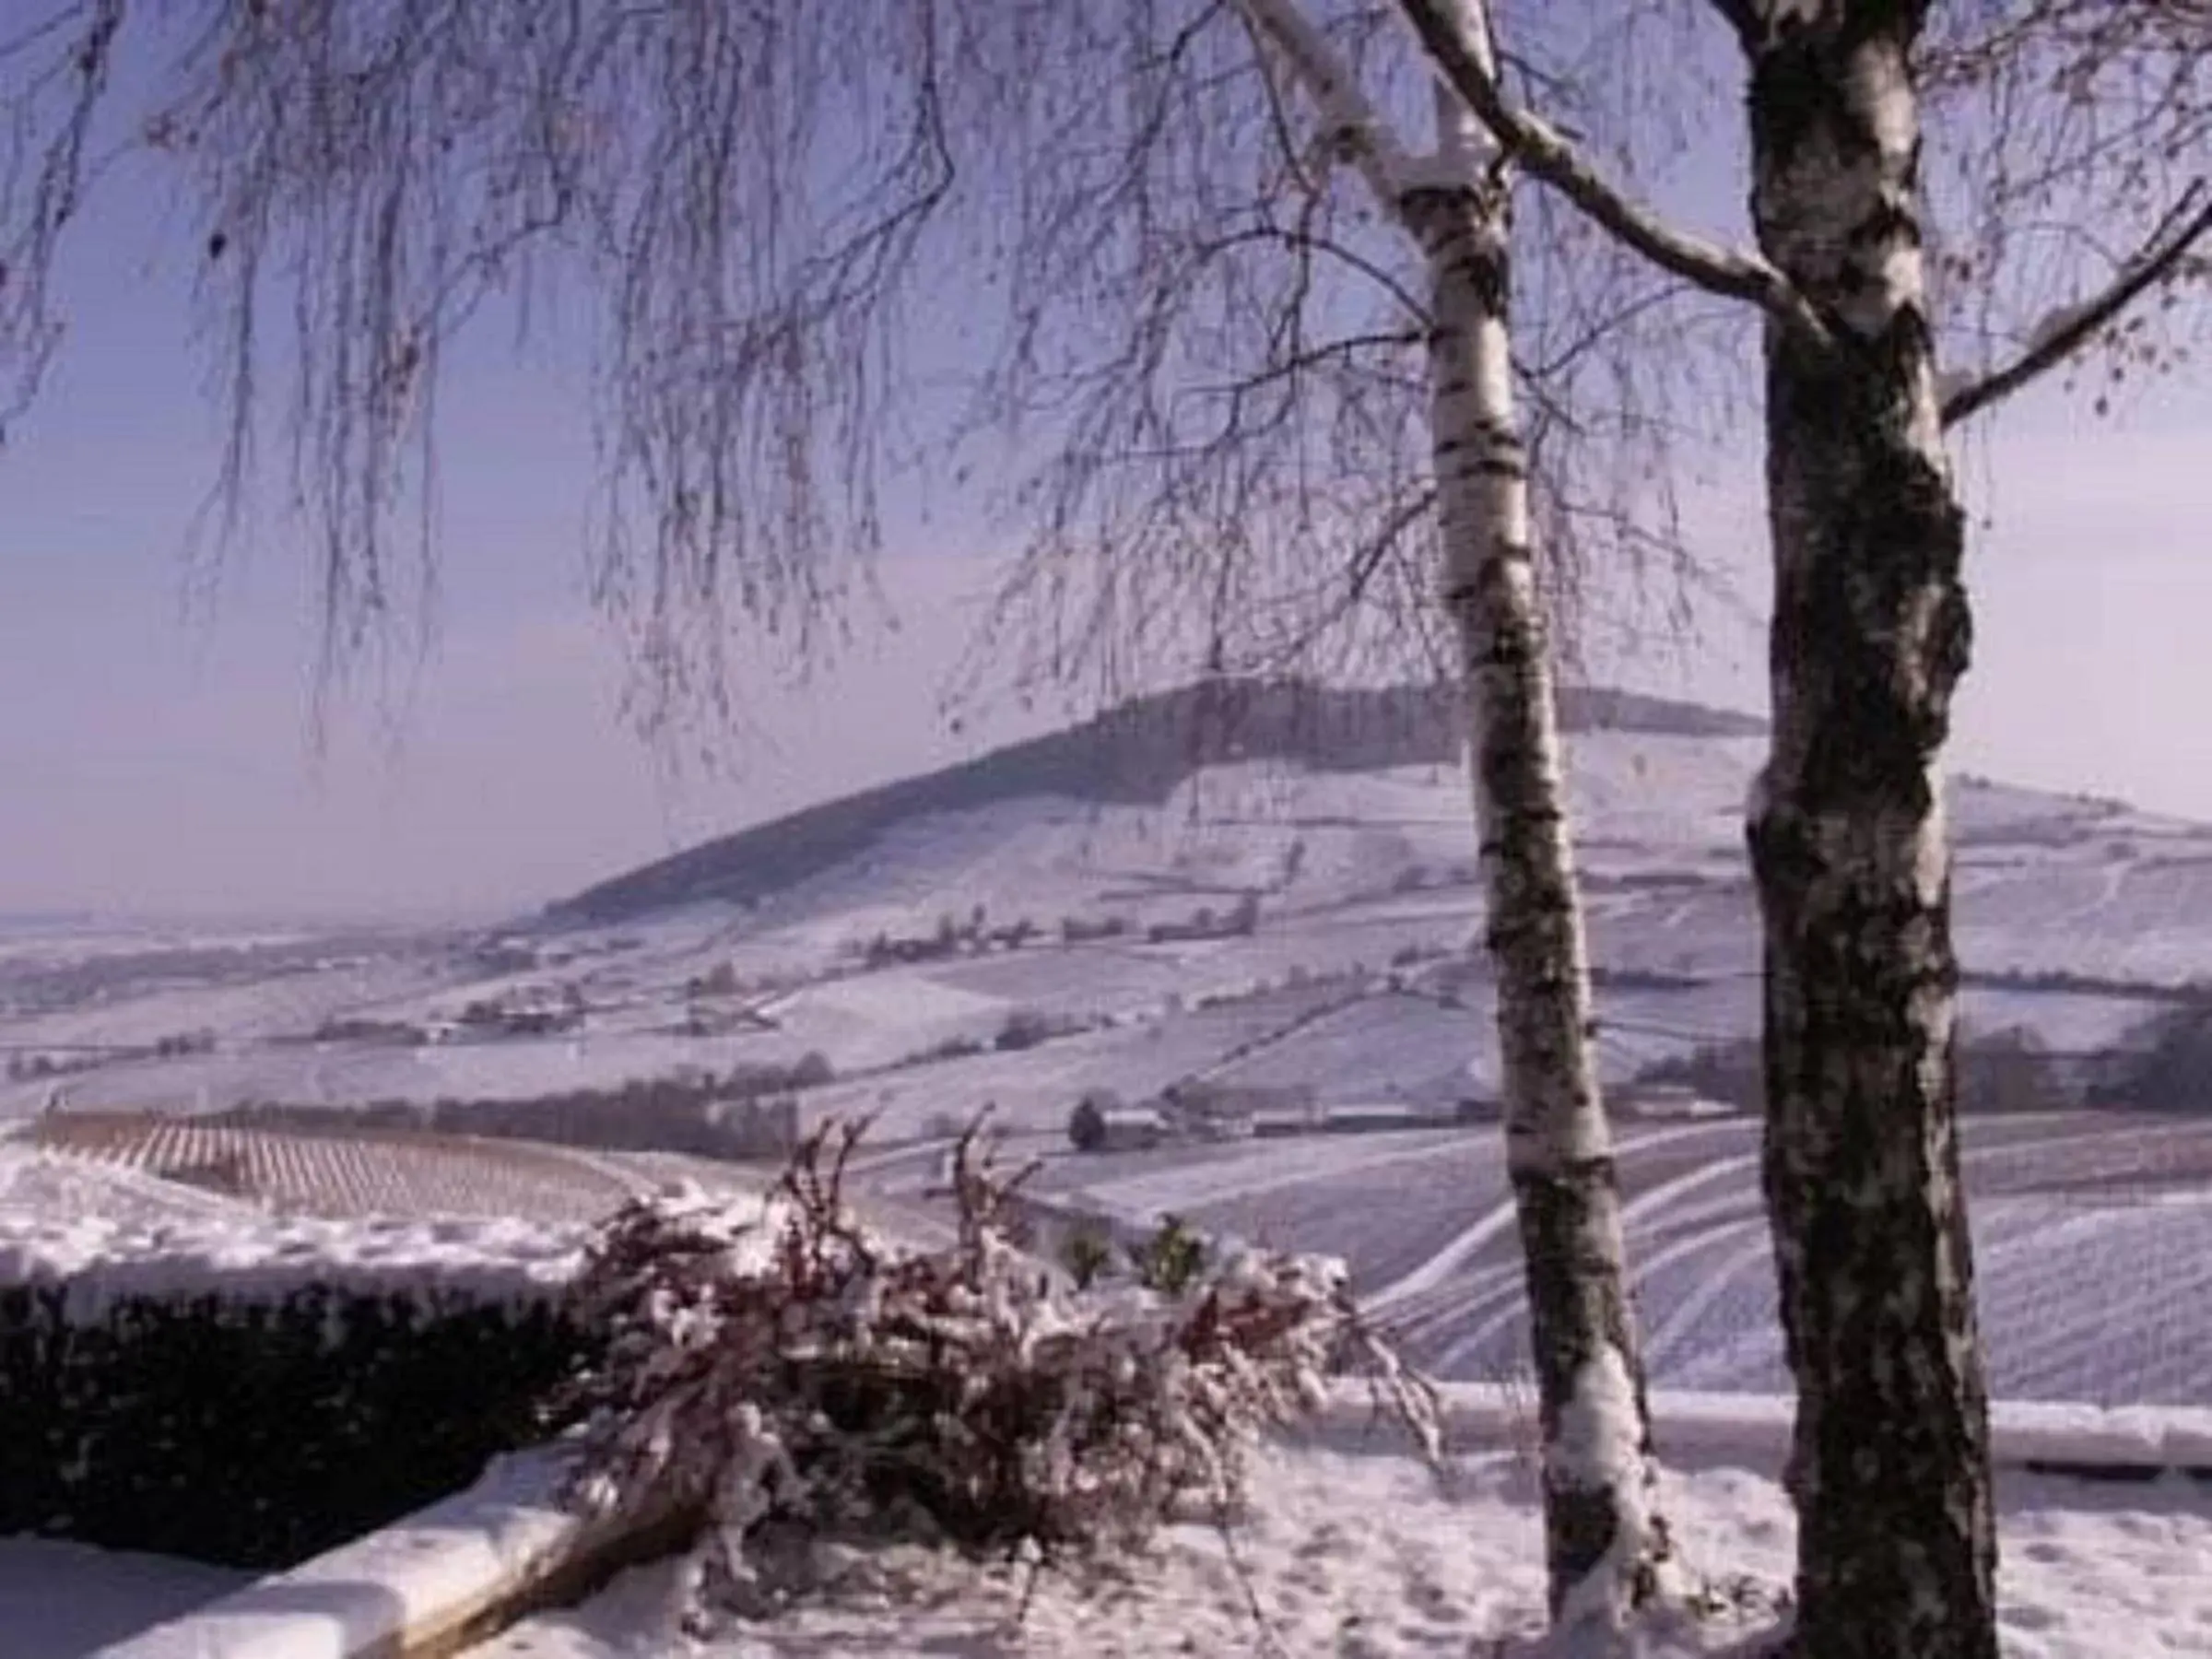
xmin=1389 ymin=0 xmax=1834 ymax=347
xmin=1939 ymin=176 xmax=2212 ymax=427
xmin=1 ymin=0 xmax=1719 ymax=752
xmin=0 ymin=0 xmax=124 ymax=426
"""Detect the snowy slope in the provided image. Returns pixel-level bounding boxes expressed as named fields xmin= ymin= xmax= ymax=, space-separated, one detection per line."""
xmin=9 ymin=678 xmax=2212 ymax=1148
xmin=1025 ymin=1112 xmax=2212 ymax=1409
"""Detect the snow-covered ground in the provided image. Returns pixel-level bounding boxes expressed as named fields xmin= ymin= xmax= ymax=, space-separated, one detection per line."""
xmin=465 ymin=1442 xmax=2212 ymax=1658
xmin=0 ymin=1138 xmax=259 ymax=1225
xmin=0 ymin=1537 xmax=250 ymax=1658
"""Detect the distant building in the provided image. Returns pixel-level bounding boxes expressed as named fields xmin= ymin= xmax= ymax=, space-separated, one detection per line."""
xmin=1316 ymin=1103 xmax=1455 ymax=1134
xmin=1161 ymin=1078 xmax=1317 ymax=1136
xmin=1618 ymin=1083 xmax=1735 ymax=1121
xmin=1095 ymin=1106 xmax=1170 ymax=1151
xmin=1068 ymin=1092 xmax=1171 ymax=1153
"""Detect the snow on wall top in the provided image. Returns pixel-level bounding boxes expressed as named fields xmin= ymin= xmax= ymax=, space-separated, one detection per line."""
xmin=0 ymin=1205 xmax=596 ymax=1322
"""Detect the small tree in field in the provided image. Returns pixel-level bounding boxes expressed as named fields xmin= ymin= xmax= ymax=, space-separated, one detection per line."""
xmin=1065 ymin=1095 xmax=1109 ymax=1153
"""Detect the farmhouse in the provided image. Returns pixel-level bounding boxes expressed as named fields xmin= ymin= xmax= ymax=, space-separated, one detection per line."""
xmin=1067 ymin=1092 xmax=1172 ymax=1152
xmin=1315 ymin=1102 xmax=1458 ymax=1134
xmin=1617 ymin=1082 xmax=1735 ymax=1121
xmin=1159 ymin=1077 xmax=1316 ymax=1139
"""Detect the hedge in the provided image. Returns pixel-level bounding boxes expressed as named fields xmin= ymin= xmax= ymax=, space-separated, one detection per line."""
xmin=0 ymin=1201 xmax=618 ymax=1569
xmin=0 ymin=1280 xmax=602 ymax=1567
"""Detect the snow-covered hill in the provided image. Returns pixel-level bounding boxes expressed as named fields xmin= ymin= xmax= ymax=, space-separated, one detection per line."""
xmin=543 ymin=682 xmax=1765 ymax=924
xmin=11 ymin=678 xmax=2212 ymax=1131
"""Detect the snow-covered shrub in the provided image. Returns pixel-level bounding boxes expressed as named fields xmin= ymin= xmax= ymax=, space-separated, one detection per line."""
xmin=553 ymin=1120 xmax=1441 ymax=1622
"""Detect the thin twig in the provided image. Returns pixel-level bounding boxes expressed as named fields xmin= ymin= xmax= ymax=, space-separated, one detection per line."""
xmin=1940 ymin=177 xmax=2212 ymax=427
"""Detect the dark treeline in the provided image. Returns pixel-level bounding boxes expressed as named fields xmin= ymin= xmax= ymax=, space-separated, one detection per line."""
xmin=213 ymin=1055 xmax=831 ymax=1160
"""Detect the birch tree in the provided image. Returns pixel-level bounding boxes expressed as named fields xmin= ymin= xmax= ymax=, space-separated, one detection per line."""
xmin=0 ymin=0 xmax=1706 ymax=1633
xmin=1393 ymin=3 xmax=2211 ymax=1656
xmin=1224 ymin=4 xmax=1681 ymax=1633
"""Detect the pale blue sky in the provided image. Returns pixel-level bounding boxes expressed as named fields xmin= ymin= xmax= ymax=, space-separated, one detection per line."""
xmin=0 ymin=21 xmax=2206 ymax=924
xmin=0 ymin=155 xmax=1045 ymax=924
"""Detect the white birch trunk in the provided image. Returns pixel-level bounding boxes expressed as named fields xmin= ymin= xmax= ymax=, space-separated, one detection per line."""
xmin=1409 ymin=41 xmax=1672 ymax=1640
xmin=1732 ymin=6 xmax=1998 ymax=1656
xmin=1237 ymin=0 xmax=1675 ymax=1629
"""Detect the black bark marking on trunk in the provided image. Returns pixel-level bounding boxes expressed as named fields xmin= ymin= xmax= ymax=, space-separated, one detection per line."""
xmin=1406 ymin=184 xmax=1511 ymax=318
xmin=1766 ymin=319 xmax=1971 ymax=802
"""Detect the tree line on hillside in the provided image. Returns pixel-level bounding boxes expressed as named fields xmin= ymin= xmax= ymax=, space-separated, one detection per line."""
xmin=2087 ymin=998 xmax=2212 ymax=1113
xmin=1639 ymin=1027 xmax=2078 ymax=1117
xmin=215 ymin=1055 xmax=833 ymax=1161
xmin=1641 ymin=998 xmax=2212 ymax=1118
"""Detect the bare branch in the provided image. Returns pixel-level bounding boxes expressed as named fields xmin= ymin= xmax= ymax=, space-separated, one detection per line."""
xmin=0 ymin=0 xmax=123 ymax=428
xmin=1232 ymin=477 xmax=1440 ymax=677
xmin=0 ymin=0 xmax=1721 ymax=748
xmin=1201 ymin=219 xmax=1431 ymax=324
xmin=1941 ymin=177 xmax=2212 ymax=427
xmin=1917 ymin=0 xmax=2211 ymax=427
xmin=1525 ymin=279 xmax=1695 ymax=381
xmin=1389 ymin=0 xmax=1834 ymax=346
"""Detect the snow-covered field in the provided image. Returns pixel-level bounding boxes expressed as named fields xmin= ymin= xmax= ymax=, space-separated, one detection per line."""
xmin=7 ymin=709 xmax=2212 ymax=1404
xmin=1014 ymin=1112 xmax=2212 ymax=1407
xmin=465 ymin=1441 xmax=2212 ymax=1658
xmin=20 ymin=1116 xmax=657 ymax=1222
xmin=12 ymin=701 xmax=2212 ymax=1656
xmin=5 ymin=703 xmax=2210 ymax=1659
xmin=18 ymin=1097 xmax=2209 ymax=1411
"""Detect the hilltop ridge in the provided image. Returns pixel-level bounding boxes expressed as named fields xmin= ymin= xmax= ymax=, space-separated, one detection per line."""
xmin=547 ymin=678 xmax=1763 ymax=925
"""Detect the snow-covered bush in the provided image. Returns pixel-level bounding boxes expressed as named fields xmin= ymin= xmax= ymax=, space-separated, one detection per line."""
xmin=553 ymin=1119 xmax=1440 ymax=1622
